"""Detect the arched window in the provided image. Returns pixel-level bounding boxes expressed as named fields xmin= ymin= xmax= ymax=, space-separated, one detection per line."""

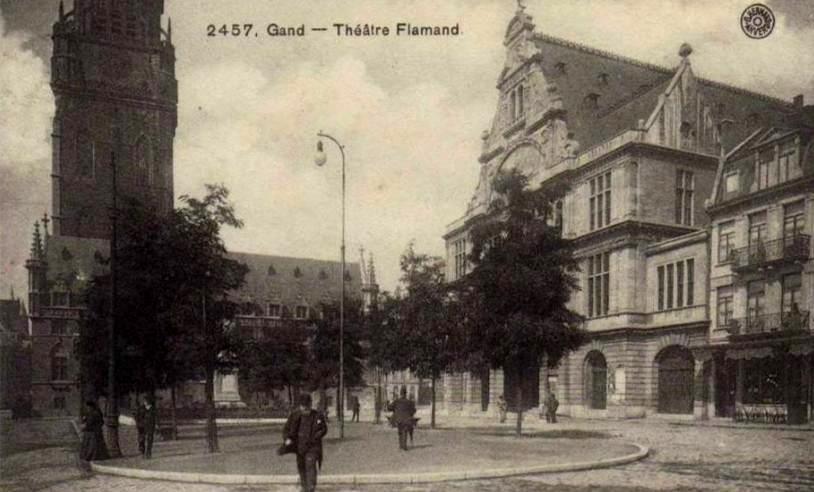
xmin=584 ymin=351 xmax=607 ymax=410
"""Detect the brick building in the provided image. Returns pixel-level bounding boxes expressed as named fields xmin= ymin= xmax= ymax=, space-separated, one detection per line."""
xmin=25 ymin=0 xmax=176 ymax=416
xmin=443 ymin=6 xmax=809 ymax=420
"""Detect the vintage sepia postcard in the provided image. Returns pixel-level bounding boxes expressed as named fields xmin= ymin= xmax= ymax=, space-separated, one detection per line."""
xmin=1 ymin=1 xmax=813 ymax=491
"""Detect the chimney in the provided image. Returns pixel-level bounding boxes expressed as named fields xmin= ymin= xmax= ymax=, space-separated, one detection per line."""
xmin=793 ymin=94 xmax=804 ymax=109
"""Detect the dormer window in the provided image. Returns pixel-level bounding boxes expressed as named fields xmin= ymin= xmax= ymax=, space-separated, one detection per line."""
xmin=318 ymin=269 xmax=328 ymax=280
xmin=295 ymin=305 xmax=308 ymax=320
xmin=555 ymin=61 xmax=567 ymax=74
xmin=583 ymin=93 xmax=600 ymax=110
xmin=267 ymin=264 xmax=276 ymax=276
xmin=293 ymin=266 xmax=303 ymax=278
xmin=597 ymin=73 xmax=609 ymax=86
xmin=268 ymin=303 xmax=281 ymax=318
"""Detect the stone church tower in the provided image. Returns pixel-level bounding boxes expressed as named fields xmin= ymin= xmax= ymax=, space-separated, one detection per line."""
xmin=50 ymin=0 xmax=177 ymax=238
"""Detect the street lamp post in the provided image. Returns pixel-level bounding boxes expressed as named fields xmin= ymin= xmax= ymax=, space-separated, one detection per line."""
xmin=314 ymin=131 xmax=346 ymax=439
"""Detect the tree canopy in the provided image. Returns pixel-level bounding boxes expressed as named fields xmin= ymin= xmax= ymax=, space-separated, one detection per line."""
xmin=456 ymin=170 xmax=586 ymax=433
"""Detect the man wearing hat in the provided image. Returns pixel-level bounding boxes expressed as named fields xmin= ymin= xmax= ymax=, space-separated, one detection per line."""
xmin=283 ymin=394 xmax=328 ymax=492
xmin=387 ymin=387 xmax=416 ymax=451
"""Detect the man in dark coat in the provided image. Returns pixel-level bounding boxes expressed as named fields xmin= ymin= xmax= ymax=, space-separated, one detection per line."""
xmin=545 ymin=392 xmax=559 ymax=423
xmin=135 ymin=396 xmax=157 ymax=458
xmin=284 ymin=394 xmax=328 ymax=492
xmin=387 ymin=387 xmax=416 ymax=451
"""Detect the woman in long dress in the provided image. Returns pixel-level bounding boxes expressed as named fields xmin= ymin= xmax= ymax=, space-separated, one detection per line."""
xmin=79 ymin=400 xmax=109 ymax=469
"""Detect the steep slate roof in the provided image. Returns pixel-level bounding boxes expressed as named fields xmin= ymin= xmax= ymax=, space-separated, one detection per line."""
xmin=227 ymin=252 xmax=362 ymax=311
xmin=532 ymin=33 xmax=794 ymax=153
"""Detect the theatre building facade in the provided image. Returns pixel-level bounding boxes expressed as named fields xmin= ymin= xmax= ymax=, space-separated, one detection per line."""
xmin=443 ymin=6 xmax=812 ymax=421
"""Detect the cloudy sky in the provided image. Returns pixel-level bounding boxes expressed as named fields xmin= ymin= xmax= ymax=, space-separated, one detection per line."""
xmin=1 ymin=0 xmax=813 ymax=296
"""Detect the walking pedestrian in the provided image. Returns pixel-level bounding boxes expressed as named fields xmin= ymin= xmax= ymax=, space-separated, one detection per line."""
xmin=496 ymin=394 xmax=508 ymax=423
xmin=135 ymin=395 xmax=157 ymax=458
xmin=283 ymin=394 xmax=328 ymax=492
xmin=387 ymin=387 xmax=416 ymax=451
xmin=545 ymin=392 xmax=559 ymax=423
xmin=351 ymin=395 xmax=360 ymax=422
xmin=78 ymin=400 xmax=109 ymax=471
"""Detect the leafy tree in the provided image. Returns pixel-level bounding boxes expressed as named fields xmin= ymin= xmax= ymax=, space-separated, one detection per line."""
xmin=238 ymin=323 xmax=308 ymax=408
xmin=458 ymin=170 xmax=586 ymax=435
xmin=78 ymin=184 xmax=248 ymax=453
xmin=364 ymin=291 xmax=402 ymax=423
xmin=308 ymin=298 xmax=366 ymax=421
xmin=396 ymin=243 xmax=464 ymax=428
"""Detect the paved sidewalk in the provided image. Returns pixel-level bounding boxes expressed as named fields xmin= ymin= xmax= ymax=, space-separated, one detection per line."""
xmin=97 ymin=421 xmax=642 ymax=482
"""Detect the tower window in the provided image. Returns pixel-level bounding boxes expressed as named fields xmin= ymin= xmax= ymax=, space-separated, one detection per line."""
xmin=77 ymin=132 xmax=95 ymax=179
xmin=597 ymin=73 xmax=609 ymax=86
xmin=555 ymin=61 xmax=567 ymax=74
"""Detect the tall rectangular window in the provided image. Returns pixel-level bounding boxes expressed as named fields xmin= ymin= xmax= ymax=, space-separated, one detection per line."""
xmin=778 ymin=140 xmax=797 ymax=182
xmin=657 ymin=266 xmax=665 ymax=311
xmin=453 ymin=238 xmax=467 ymax=280
xmin=686 ymin=258 xmax=694 ymax=305
xmin=747 ymin=280 xmax=765 ymax=320
xmin=675 ymin=170 xmax=694 ymax=225
xmin=783 ymin=200 xmax=805 ymax=240
xmin=718 ymin=221 xmax=735 ymax=263
xmin=782 ymin=273 xmax=802 ymax=313
xmin=589 ymin=172 xmax=612 ymax=231
xmin=756 ymin=150 xmax=772 ymax=190
xmin=666 ymin=264 xmax=674 ymax=309
xmin=748 ymin=211 xmax=767 ymax=248
xmin=717 ymin=286 xmax=733 ymax=328
xmin=588 ymin=252 xmax=610 ymax=317
xmin=676 ymin=261 xmax=684 ymax=307
xmin=51 ymin=355 xmax=68 ymax=381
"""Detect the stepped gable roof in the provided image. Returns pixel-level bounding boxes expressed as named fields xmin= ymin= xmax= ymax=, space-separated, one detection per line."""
xmin=44 ymin=235 xmax=110 ymax=292
xmin=531 ymin=33 xmax=794 ymax=152
xmin=227 ymin=252 xmax=362 ymax=309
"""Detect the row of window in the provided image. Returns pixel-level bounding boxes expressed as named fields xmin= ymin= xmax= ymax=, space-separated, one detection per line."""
xmin=241 ymin=303 xmax=309 ymax=319
xmin=656 ymin=259 xmax=695 ymax=311
xmin=717 ymin=273 xmax=802 ymax=326
xmin=724 ymin=139 xmax=800 ymax=195
xmin=717 ymin=200 xmax=805 ymax=262
xmin=75 ymin=134 xmax=169 ymax=187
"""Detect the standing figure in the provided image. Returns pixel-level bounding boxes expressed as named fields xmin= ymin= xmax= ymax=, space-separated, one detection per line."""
xmin=135 ymin=396 xmax=157 ymax=458
xmin=284 ymin=394 xmax=328 ymax=492
xmin=387 ymin=387 xmax=416 ymax=451
xmin=78 ymin=400 xmax=109 ymax=470
xmin=351 ymin=396 xmax=360 ymax=422
xmin=496 ymin=394 xmax=508 ymax=423
xmin=545 ymin=392 xmax=559 ymax=423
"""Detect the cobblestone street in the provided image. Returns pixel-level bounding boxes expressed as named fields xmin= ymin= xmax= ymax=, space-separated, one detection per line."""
xmin=2 ymin=418 xmax=812 ymax=491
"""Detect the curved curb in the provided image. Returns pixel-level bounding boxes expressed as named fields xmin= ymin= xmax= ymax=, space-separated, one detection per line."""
xmin=91 ymin=442 xmax=648 ymax=485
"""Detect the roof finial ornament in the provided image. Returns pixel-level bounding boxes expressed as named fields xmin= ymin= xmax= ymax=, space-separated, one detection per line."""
xmin=679 ymin=42 xmax=693 ymax=59
xmin=517 ymin=0 xmax=527 ymax=13
xmin=168 ymin=17 xmax=172 ymax=41
xmin=59 ymin=1 xmax=64 ymax=20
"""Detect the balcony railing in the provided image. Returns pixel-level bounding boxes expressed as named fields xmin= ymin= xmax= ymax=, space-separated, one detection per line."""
xmin=725 ymin=310 xmax=809 ymax=336
xmin=730 ymin=235 xmax=810 ymax=271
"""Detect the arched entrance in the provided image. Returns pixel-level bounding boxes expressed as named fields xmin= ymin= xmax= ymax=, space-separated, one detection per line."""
xmin=656 ymin=346 xmax=694 ymax=414
xmin=585 ymin=351 xmax=607 ymax=410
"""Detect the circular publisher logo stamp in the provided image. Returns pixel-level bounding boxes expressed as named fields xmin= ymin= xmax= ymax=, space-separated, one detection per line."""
xmin=741 ymin=4 xmax=775 ymax=39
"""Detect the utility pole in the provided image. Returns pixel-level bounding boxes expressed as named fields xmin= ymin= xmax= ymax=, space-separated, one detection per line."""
xmin=105 ymin=148 xmax=122 ymax=457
